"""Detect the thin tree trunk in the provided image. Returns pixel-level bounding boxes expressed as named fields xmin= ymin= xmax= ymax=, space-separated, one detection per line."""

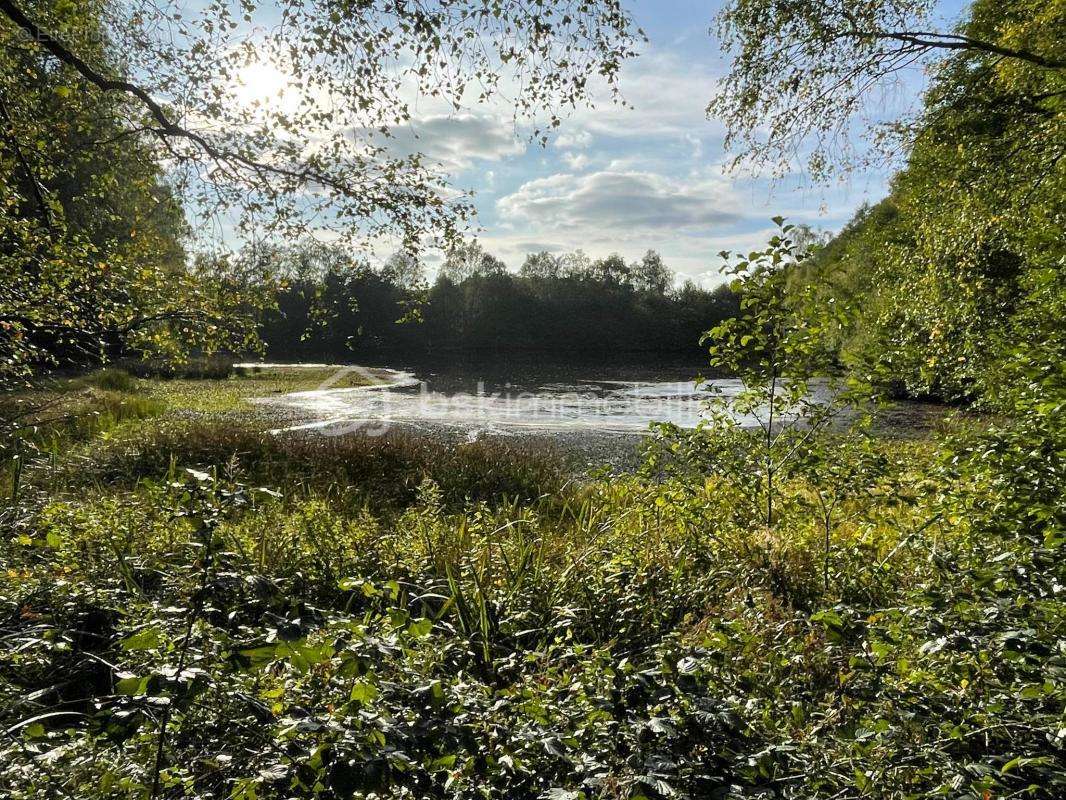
xmin=766 ymin=368 xmax=776 ymax=526
xmin=823 ymin=510 xmax=832 ymax=592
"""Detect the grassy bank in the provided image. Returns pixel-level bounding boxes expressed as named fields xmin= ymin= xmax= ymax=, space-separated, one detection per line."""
xmin=0 ymin=362 xmax=378 ymax=456
xmin=1 ymin=369 xmax=1063 ymax=799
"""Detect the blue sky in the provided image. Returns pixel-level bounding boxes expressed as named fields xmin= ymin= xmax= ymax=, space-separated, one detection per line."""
xmin=412 ymin=0 xmax=926 ymax=285
xmin=204 ymin=1 xmax=972 ymax=285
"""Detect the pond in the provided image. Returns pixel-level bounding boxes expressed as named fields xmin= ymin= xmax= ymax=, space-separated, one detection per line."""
xmin=243 ymin=359 xmax=948 ymax=443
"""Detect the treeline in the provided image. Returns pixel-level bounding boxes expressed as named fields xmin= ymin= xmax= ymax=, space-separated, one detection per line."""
xmin=256 ymin=241 xmax=739 ymax=359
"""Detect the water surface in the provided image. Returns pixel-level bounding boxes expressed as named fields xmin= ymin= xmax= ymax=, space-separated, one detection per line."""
xmin=247 ymin=360 xmax=947 ymax=441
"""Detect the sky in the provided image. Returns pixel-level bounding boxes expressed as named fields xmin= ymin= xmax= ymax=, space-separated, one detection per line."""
xmin=217 ymin=0 xmax=970 ymax=286
xmin=386 ymin=0 xmax=919 ymax=286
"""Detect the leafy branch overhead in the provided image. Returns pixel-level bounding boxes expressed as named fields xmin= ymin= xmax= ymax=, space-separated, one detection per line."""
xmin=0 ymin=0 xmax=641 ymax=386
xmin=0 ymin=0 xmax=642 ymax=247
xmin=711 ymin=0 xmax=1066 ymax=177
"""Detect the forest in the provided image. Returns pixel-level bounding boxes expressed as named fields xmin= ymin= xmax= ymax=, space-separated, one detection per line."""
xmin=257 ymin=241 xmax=739 ymax=359
xmin=0 ymin=1 xmax=1063 ymax=799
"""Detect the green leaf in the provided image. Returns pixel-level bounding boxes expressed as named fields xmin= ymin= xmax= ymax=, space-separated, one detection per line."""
xmin=237 ymin=644 xmax=279 ymax=668
xmin=406 ymin=618 xmax=433 ymax=638
xmin=121 ymin=627 xmax=163 ymax=651
xmin=349 ymin=680 xmax=379 ymax=706
xmin=115 ymin=675 xmax=148 ymax=696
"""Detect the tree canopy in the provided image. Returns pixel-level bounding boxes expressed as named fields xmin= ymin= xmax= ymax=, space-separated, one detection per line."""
xmin=0 ymin=1 xmax=270 ymax=386
xmin=785 ymin=0 xmax=1065 ymax=408
xmin=0 ymin=0 xmax=642 ymax=248
xmin=256 ymin=240 xmax=739 ymax=359
xmin=711 ymin=0 xmax=1066 ymax=178
xmin=0 ymin=0 xmax=642 ymax=385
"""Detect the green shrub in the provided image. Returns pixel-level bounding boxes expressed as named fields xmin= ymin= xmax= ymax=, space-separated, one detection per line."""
xmin=83 ymin=367 xmax=138 ymax=392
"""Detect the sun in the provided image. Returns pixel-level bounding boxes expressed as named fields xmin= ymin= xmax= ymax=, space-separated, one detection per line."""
xmin=233 ymin=58 xmax=292 ymax=108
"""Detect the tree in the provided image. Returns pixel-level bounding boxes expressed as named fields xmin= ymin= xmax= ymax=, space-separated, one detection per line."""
xmin=701 ymin=218 xmax=853 ymax=525
xmin=558 ymin=249 xmax=593 ymax=279
xmin=710 ymin=0 xmax=1066 ymax=178
xmin=780 ymin=0 xmax=1065 ymax=407
xmin=631 ymin=250 xmax=672 ymax=294
xmin=519 ymin=251 xmax=561 ymax=280
xmin=717 ymin=0 xmax=1065 ymax=408
xmin=382 ymin=251 xmax=427 ymax=291
xmin=254 ymin=243 xmax=739 ymax=359
xmin=0 ymin=1 xmax=266 ymax=387
xmin=439 ymin=240 xmax=507 ymax=284
xmin=590 ymin=253 xmax=631 ymax=286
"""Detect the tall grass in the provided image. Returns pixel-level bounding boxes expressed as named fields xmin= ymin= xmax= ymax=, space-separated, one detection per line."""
xmin=50 ymin=419 xmax=567 ymax=509
xmin=1 ymin=376 xmax=162 ymax=493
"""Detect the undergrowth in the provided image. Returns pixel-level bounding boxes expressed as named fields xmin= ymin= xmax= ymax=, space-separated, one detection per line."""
xmin=0 ymin=374 xmax=1062 ymax=799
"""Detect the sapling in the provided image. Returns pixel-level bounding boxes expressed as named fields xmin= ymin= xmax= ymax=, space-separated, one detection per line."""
xmin=698 ymin=217 xmax=861 ymax=527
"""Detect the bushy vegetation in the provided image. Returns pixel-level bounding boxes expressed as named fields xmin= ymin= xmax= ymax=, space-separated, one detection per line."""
xmin=1 ymin=372 xmax=1062 ymax=799
xmin=52 ymin=419 xmax=566 ymax=510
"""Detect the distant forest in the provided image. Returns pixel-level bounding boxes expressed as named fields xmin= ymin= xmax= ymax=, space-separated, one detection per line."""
xmin=254 ymin=241 xmax=740 ymax=360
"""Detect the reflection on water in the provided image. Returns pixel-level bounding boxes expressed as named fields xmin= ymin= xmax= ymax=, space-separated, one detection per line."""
xmin=249 ymin=360 xmax=723 ymax=437
xmin=249 ymin=360 xmax=946 ymax=440
xmin=269 ymin=376 xmax=739 ymax=436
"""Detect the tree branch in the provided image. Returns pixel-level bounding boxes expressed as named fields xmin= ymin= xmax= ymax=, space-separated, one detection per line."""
xmin=0 ymin=0 xmax=384 ymax=200
xmin=118 ymin=310 xmax=219 ymax=334
xmin=0 ymin=89 xmax=52 ymax=229
xmin=0 ymin=0 xmax=193 ymax=140
xmin=850 ymin=28 xmax=1066 ymax=70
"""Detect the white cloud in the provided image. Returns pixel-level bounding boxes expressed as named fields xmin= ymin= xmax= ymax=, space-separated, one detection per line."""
xmin=530 ymin=49 xmax=724 ymax=157
xmin=684 ymin=134 xmax=704 ymax=160
xmin=562 ymin=152 xmax=590 ymax=171
xmin=496 ymin=169 xmax=740 ymax=234
xmin=566 ymin=50 xmax=725 ymax=140
xmin=353 ymin=113 xmax=525 ymax=173
xmin=483 ymin=169 xmax=767 ymax=280
xmin=555 ymin=129 xmax=593 ymax=149
xmin=510 ymin=241 xmax=569 ymax=254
